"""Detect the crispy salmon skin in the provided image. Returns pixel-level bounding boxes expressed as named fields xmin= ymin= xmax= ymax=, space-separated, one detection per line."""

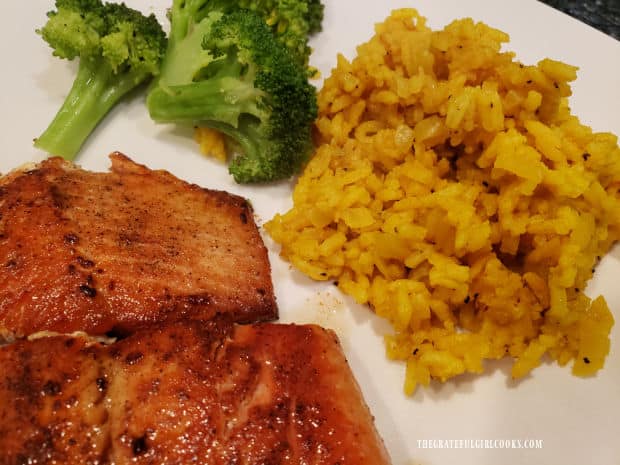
xmin=0 ymin=154 xmax=276 ymax=338
xmin=0 ymin=320 xmax=392 ymax=465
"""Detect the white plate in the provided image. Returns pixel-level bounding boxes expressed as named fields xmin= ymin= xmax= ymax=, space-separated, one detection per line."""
xmin=1 ymin=1 xmax=619 ymax=464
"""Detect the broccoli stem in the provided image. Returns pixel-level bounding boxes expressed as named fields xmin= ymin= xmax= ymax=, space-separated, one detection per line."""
xmin=148 ymin=77 xmax=264 ymax=127
xmin=35 ymin=58 xmax=144 ymax=160
xmin=148 ymin=78 xmax=266 ymax=172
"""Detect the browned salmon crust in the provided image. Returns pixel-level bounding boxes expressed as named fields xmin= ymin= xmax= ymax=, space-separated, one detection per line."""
xmin=0 ymin=335 xmax=110 ymax=465
xmin=0 ymin=320 xmax=392 ymax=465
xmin=0 ymin=154 xmax=276 ymax=338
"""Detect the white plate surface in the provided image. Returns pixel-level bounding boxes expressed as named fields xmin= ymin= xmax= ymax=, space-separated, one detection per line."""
xmin=1 ymin=1 xmax=619 ymax=464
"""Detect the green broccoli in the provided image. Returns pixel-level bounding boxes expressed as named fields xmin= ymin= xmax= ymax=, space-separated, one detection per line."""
xmin=34 ymin=0 xmax=167 ymax=160
xmin=305 ymin=0 xmax=325 ymax=34
xmin=161 ymin=0 xmax=323 ymax=71
xmin=147 ymin=4 xmax=318 ymax=183
xmin=235 ymin=0 xmax=325 ymax=69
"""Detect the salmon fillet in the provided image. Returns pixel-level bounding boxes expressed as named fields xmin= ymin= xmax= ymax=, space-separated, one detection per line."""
xmin=0 ymin=154 xmax=276 ymax=338
xmin=0 ymin=320 xmax=392 ymax=464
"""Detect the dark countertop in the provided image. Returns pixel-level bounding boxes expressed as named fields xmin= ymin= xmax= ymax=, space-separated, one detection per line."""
xmin=539 ymin=0 xmax=620 ymax=40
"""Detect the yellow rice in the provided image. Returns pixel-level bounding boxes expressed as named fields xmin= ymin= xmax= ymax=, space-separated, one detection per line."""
xmin=265 ymin=9 xmax=619 ymax=394
xmin=194 ymin=126 xmax=228 ymax=162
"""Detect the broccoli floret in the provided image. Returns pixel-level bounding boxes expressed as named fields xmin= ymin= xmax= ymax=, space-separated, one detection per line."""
xmin=34 ymin=0 xmax=166 ymax=160
xmin=235 ymin=0 xmax=325 ymax=69
xmin=147 ymin=4 xmax=318 ymax=183
xmin=164 ymin=0 xmax=323 ymax=72
xmin=305 ymin=0 xmax=325 ymax=35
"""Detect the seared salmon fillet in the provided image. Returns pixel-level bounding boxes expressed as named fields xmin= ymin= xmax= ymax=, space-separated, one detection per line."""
xmin=0 ymin=154 xmax=276 ymax=338
xmin=0 ymin=320 xmax=392 ymax=465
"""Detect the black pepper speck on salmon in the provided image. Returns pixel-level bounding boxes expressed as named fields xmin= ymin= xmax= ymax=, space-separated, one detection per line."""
xmin=0 ymin=320 xmax=392 ymax=465
xmin=0 ymin=153 xmax=277 ymax=338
